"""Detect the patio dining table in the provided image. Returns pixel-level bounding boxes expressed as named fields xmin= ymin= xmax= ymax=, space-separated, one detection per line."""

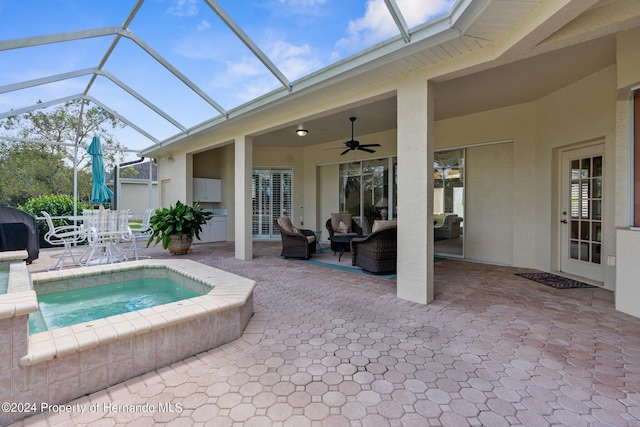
xmin=81 ymin=209 xmax=132 ymax=265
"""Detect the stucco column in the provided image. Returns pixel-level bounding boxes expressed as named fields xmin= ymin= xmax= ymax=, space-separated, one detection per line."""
xmin=396 ymin=78 xmax=434 ymax=304
xmin=235 ymin=135 xmax=253 ymax=260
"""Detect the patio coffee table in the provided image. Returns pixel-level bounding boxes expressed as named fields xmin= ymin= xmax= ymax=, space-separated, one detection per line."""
xmin=329 ymin=235 xmax=363 ymax=262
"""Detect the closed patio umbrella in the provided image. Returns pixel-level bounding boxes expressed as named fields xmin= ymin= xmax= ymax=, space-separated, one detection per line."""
xmin=87 ymin=136 xmax=113 ymax=205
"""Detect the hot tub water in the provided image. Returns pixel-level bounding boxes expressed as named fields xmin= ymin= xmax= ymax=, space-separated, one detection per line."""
xmin=29 ymin=278 xmax=199 ymax=334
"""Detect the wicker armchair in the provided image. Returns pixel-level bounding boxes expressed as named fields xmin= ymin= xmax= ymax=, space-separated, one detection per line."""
xmin=350 ymin=225 xmax=397 ymax=274
xmin=275 ymin=217 xmax=316 ymax=259
xmin=325 ymin=213 xmax=363 ymax=253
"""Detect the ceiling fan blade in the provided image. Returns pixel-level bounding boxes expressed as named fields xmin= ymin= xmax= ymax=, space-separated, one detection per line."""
xmin=360 ymin=143 xmax=381 ymax=147
xmin=340 ymin=148 xmax=351 ymax=155
xmin=357 ymin=147 xmax=376 ymax=153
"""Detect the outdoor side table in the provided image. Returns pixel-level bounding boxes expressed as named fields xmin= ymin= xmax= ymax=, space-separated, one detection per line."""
xmin=313 ymin=230 xmax=323 ymax=253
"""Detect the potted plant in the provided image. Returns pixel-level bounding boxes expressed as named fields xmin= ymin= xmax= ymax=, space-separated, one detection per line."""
xmin=147 ymin=201 xmax=213 ymax=254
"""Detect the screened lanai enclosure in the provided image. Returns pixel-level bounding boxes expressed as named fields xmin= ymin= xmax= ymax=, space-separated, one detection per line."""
xmin=0 ymin=0 xmax=459 ymax=219
xmin=0 ymin=0 xmax=457 ymax=153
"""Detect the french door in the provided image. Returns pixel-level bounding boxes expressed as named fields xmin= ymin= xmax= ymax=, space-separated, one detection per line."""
xmin=560 ymin=144 xmax=604 ymax=282
xmin=252 ymin=168 xmax=292 ymax=239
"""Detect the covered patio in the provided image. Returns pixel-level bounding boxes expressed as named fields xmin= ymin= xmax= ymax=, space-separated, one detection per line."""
xmin=17 ymin=243 xmax=640 ymax=426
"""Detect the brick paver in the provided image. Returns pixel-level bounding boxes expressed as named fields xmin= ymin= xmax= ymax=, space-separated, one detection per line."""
xmin=19 ymin=241 xmax=640 ymax=426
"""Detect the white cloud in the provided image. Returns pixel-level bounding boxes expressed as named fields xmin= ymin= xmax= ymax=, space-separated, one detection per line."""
xmin=269 ymin=40 xmax=322 ymax=80
xmin=166 ymin=0 xmax=199 ymax=17
xmin=197 ymin=20 xmax=210 ymax=31
xmin=226 ymin=57 xmax=263 ymax=77
xmin=337 ymin=0 xmax=454 ymax=52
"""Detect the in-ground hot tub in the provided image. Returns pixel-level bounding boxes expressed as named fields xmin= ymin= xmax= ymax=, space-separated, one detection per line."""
xmin=1 ymin=258 xmax=254 ymax=425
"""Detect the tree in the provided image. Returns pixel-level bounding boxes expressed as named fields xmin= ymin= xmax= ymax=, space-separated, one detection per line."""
xmin=0 ymin=99 xmax=127 ymax=206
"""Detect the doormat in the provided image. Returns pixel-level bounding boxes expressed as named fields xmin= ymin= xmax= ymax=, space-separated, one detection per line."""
xmin=515 ymin=272 xmax=597 ymax=289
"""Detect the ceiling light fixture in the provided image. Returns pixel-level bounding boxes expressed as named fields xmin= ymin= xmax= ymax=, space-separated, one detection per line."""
xmin=296 ymin=128 xmax=308 ymax=137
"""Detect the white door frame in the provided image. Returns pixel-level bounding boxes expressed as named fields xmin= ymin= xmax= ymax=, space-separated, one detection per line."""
xmin=559 ymin=143 xmax=605 ymax=283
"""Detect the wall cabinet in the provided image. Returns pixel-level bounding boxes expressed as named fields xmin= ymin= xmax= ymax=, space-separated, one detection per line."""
xmin=193 ymin=178 xmax=221 ymax=202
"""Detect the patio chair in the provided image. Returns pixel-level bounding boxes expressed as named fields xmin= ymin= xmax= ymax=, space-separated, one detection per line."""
xmin=350 ymin=221 xmax=397 ymax=274
xmin=124 ymin=208 xmax=154 ymax=260
xmin=41 ymin=211 xmax=86 ymax=271
xmin=275 ymin=217 xmax=316 ymax=259
xmin=325 ymin=212 xmax=363 ymax=253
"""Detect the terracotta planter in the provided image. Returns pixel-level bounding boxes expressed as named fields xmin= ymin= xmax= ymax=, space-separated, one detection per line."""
xmin=168 ymin=235 xmax=193 ymax=254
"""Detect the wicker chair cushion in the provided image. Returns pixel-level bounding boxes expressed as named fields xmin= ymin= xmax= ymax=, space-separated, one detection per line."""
xmin=277 ymin=216 xmax=296 ymax=233
xmin=372 ymin=220 xmax=397 ymax=233
xmin=277 ymin=217 xmax=315 ymax=243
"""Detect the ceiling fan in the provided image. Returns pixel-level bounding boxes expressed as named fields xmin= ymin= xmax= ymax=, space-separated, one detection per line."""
xmin=339 ymin=117 xmax=380 ymax=155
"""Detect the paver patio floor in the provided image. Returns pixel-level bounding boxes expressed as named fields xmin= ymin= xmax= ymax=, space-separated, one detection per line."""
xmin=17 ymin=241 xmax=640 ymax=426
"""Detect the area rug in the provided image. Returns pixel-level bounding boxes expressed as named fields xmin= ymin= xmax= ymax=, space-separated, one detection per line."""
xmin=279 ymin=246 xmax=397 ymax=279
xmin=515 ymin=272 xmax=597 ymax=289
xmin=301 ymin=257 xmax=397 ymax=279
xmin=280 ymin=246 xmax=444 ymax=279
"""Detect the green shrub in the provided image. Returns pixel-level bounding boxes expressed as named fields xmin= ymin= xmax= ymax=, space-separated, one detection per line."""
xmin=19 ymin=195 xmax=90 ymax=248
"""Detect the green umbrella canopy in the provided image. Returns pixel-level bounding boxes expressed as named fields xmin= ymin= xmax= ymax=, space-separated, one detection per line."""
xmin=87 ymin=136 xmax=113 ymax=205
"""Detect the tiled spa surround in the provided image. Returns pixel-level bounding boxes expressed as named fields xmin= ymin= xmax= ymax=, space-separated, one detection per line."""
xmin=0 ymin=258 xmax=254 ymax=426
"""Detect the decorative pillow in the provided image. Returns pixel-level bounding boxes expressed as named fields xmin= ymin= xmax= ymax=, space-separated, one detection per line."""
xmin=372 ymin=220 xmax=397 ymax=233
xmin=331 ymin=212 xmax=352 ymax=232
xmin=337 ymin=220 xmax=350 ymax=233
xmin=292 ymin=227 xmax=300 ymax=234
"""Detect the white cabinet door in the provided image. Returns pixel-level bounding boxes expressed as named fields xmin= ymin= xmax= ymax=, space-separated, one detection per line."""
xmin=193 ymin=178 xmax=222 ymax=202
xmin=209 ymin=179 xmax=221 ymax=202
xmin=195 ymin=218 xmax=211 ymax=243
xmin=193 ymin=178 xmax=207 ymax=202
xmin=194 ymin=217 xmax=226 ymax=243
xmin=210 ymin=218 xmax=226 ymax=242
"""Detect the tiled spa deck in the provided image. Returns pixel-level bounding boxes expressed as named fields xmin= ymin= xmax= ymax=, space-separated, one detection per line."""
xmin=14 ymin=241 xmax=640 ymax=426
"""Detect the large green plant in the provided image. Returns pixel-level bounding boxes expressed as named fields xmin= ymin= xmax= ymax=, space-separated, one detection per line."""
xmin=147 ymin=201 xmax=213 ymax=249
xmin=19 ymin=194 xmax=90 ymax=248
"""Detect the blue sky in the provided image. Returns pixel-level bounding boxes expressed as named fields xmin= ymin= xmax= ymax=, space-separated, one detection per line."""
xmin=0 ymin=0 xmax=455 ymax=153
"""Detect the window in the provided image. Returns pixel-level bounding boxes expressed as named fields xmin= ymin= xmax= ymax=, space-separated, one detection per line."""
xmin=252 ymin=168 xmax=292 ymax=239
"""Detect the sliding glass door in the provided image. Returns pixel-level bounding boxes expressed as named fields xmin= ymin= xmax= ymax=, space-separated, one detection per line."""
xmin=339 ymin=157 xmax=395 ymax=233
xmin=434 ymin=149 xmax=465 ymax=257
xmin=252 ymin=168 xmax=292 ymax=239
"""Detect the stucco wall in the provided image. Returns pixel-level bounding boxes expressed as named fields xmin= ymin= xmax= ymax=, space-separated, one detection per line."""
xmin=614 ymin=27 xmax=640 ymax=314
xmin=465 ymin=143 xmax=514 ymax=264
xmin=119 ymin=182 xmax=158 ymax=215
